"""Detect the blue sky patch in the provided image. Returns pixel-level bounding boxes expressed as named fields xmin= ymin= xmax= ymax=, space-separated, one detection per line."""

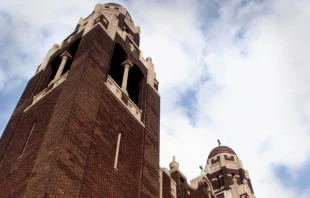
xmin=273 ymin=158 xmax=310 ymax=192
xmin=177 ymin=88 xmax=197 ymax=125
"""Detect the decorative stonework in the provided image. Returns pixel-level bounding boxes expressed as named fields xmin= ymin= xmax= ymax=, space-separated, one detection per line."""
xmin=60 ymin=3 xmax=159 ymax=93
xmin=224 ymin=177 xmax=254 ymax=198
xmin=105 ymin=75 xmax=143 ymax=126
xmin=206 ymin=153 xmax=244 ymax=174
xmin=226 ymin=162 xmax=238 ymax=169
xmin=24 ymin=72 xmax=69 ymax=112
xmin=209 ymin=163 xmax=221 ymax=173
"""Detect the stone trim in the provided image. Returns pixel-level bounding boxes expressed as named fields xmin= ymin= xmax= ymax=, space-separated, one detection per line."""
xmin=207 ymin=153 xmax=244 ymax=174
xmin=17 ymin=122 xmax=36 ymax=159
xmin=24 ymin=72 xmax=69 ymax=112
xmin=159 ymin=169 xmax=163 ymax=198
xmin=105 ymin=75 xmax=144 ymax=127
xmin=94 ymin=14 xmax=109 ymax=29
xmin=114 ymin=133 xmax=121 ymax=170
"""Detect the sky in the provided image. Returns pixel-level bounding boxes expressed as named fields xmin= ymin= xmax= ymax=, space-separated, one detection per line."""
xmin=1 ymin=0 xmax=310 ymax=197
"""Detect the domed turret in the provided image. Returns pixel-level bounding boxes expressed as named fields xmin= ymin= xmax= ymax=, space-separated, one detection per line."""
xmin=204 ymin=141 xmax=254 ymax=197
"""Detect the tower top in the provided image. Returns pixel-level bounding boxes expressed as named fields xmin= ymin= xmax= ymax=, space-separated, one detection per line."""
xmin=104 ymin=3 xmax=132 ymax=18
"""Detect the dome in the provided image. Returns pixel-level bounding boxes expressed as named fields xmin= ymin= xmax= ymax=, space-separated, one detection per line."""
xmin=208 ymin=146 xmax=237 ymax=159
xmin=105 ymin=3 xmax=122 ymax=7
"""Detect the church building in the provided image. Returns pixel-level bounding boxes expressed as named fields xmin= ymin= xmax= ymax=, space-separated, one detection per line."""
xmin=0 ymin=3 xmax=255 ymax=198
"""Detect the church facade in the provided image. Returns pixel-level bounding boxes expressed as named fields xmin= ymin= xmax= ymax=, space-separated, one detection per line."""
xmin=0 ymin=3 xmax=255 ymax=198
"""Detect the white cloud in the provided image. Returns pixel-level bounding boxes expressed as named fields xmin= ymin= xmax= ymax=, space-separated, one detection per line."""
xmin=1 ymin=0 xmax=310 ymax=197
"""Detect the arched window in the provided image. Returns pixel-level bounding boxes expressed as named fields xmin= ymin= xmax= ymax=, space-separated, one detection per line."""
xmin=109 ymin=44 xmax=127 ymax=87
xmin=47 ymin=56 xmax=62 ymax=85
xmin=46 ymin=38 xmax=81 ymax=86
xmin=127 ymin=65 xmax=144 ymax=108
xmin=62 ymin=38 xmax=81 ymax=74
xmin=108 ymin=43 xmax=144 ymax=108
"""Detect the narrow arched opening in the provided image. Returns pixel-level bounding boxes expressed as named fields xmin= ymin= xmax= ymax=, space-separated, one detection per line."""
xmin=46 ymin=38 xmax=81 ymax=86
xmin=109 ymin=44 xmax=127 ymax=87
xmin=127 ymin=65 xmax=144 ymax=108
xmin=62 ymin=38 xmax=81 ymax=75
xmin=47 ymin=56 xmax=62 ymax=86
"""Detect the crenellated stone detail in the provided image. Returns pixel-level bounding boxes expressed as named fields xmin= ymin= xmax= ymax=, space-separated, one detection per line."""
xmin=32 ymin=3 xmax=159 ymax=111
xmin=75 ymin=4 xmax=140 ymax=38
xmin=206 ymin=153 xmax=244 ymax=174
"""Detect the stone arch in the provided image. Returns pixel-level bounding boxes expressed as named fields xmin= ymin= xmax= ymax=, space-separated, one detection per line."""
xmin=201 ymin=177 xmax=215 ymax=198
xmin=187 ymin=176 xmax=216 ymax=198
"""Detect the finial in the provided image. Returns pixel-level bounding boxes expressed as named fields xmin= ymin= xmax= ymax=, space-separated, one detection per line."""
xmin=217 ymin=139 xmax=221 ymax=146
xmin=53 ymin=43 xmax=59 ymax=48
xmin=146 ymin=57 xmax=152 ymax=62
xmin=169 ymin=156 xmax=179 ymax=170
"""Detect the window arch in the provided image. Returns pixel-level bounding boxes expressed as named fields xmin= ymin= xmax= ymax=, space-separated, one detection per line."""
xmin=127 ymin=65 xmax=144 ymax=108
xmin=62 ymin=38 xmax=81 ymax=74
xmin=46 ymin=38 xmax=81 ymax=86
xmin=109 ymin=43 xmax=127 ymax=87
xmin=108 ymin=43 xmax=145 ymax=108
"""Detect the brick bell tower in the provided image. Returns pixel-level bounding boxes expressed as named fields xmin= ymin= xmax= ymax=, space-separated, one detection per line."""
xmin=0 ymin=3 xmax=160 ymax=197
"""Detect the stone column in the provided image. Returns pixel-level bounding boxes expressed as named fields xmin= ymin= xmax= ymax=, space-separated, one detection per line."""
xmin=121 ymin=60 xmax=133 ymax=95
xmin=50 ymin=51 xmax=72 ymax=85
xmin=55 ymin=51 xmax=72 ymax=80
